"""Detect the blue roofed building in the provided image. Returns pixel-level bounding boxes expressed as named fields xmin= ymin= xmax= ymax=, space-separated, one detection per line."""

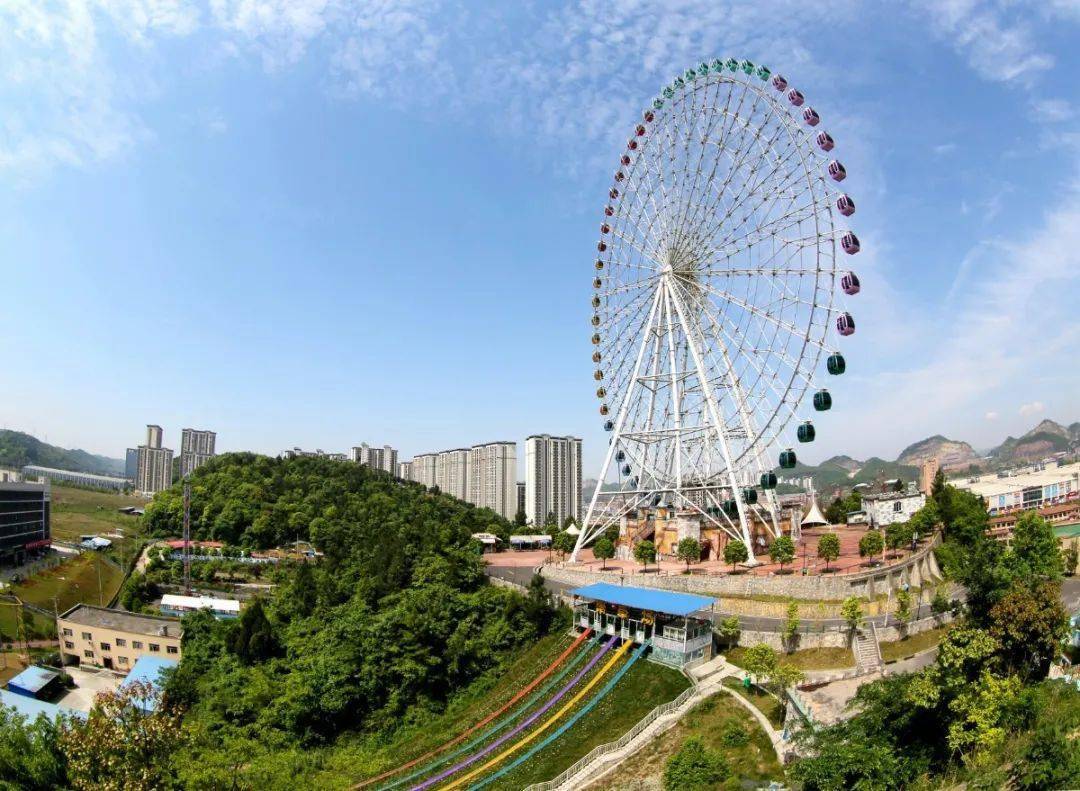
xmin=120 ymin=655 xmax=178 ymax=712
xmin=570 ymin=583 xmax=716 ymax=668
xmin=0 ymin=690 xmax=85 ymax=721
xmin=5 ymin=665 xmax=62 ymax=700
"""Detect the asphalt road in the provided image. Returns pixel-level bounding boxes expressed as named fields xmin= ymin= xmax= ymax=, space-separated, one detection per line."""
xmin=486 ymin=564 xmax=957 ymax=634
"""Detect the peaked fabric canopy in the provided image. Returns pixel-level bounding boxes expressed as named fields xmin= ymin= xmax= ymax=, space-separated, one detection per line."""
xmin=803 ymin=494 xmax=829 ymax=527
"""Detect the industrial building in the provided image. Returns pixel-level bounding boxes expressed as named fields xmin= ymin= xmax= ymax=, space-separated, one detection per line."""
xmin=0 ymin=481 xmax=51 ymax=565
xmin=22 ymin=465 xmax=130 ymax=491
xmin=953 ymin=462 xmax=1079 ymax=515
xmin=58 ymin=604 xmax=182 ymax=670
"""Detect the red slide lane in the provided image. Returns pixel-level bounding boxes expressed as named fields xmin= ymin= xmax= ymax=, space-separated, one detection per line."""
xmin=353 ymin=629 xmax=592 ymax=790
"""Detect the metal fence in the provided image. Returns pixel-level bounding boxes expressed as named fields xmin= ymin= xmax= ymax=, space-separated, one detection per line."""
xmin=522 ymin=684 xmax=698 ymax=791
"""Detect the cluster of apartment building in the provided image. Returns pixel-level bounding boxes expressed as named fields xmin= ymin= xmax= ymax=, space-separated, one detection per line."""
xmin=398 ymin=434 xmax=582 ymax=526
xmin=125 ymin=425 xmax=218 ymax=494
xmin=401 ymin=441 xmax=518 ymax=520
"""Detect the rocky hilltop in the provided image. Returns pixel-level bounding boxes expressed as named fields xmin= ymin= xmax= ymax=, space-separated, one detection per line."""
xmin=897 ymin=435 xmax=979 ymax=470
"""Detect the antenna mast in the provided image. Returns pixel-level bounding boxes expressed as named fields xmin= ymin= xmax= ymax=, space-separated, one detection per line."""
xmin=182 ymin=480 xmax=192 ymax=595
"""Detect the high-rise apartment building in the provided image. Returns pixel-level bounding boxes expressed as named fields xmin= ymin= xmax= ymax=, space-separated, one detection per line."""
xmin=525 ymin=435 xmax=582 ymax=527
xmin=411 ymin=454 xmax=437 ymax=488
xmin=517 ymin=481 xmax=526 ymax=519
xmin=436 ymin=449 xmax=470 ymax=500
xmin=136 ymin=425 xmax=173 ymax=494
xmin=351 ymin=443 xmax=399 ymax=475
xmin=397 ymin=461 xmax=411 ymax=480
xmin=468 ymin=442 xmax=517 ymax=520
xmin=125 ymin=448 xmax=138 ymax=482
xmin=180 ymin=428 xmax=217 ymax=477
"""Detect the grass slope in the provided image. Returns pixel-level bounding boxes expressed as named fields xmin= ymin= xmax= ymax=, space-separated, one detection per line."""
xmin=721 ymin=677 xmax=784 ymax=729
xmin=320 ymin=631 xmax=577 ymax=788
xmin=590 ymin=691 xmax=783 ymax=790
xmin=11 ymin=552 xmax=125 ymax=614
xmin=50 ymin=484 xmax=147 ymax=569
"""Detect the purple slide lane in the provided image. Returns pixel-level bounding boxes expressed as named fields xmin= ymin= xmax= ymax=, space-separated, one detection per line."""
xmin=408 ymin=635 xmax=617 ymax=791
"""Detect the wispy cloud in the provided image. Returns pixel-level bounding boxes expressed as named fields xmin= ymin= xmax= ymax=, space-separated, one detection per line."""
xmin=913 ymin=0 xmax=1054 ymax=86
xmin=1032 ymin=98 xmax=1075 ymax=123
xmin=985 ymin=411 xmax=999 ymax=420
xmin=1019 ymin=401 xmax=1045 ymax=417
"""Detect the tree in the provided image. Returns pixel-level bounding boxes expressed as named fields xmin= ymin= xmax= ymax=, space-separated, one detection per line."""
xmin=892 ymin=478 xmax=905 ymax=492
xmin=592 ymin=537 xmax=615 ymax=570
xmin=634 ymin=540 xmax=656 ymax=571
xmin=988 ymin=580 xmax=1068 ymax=681
xmin=931 ymin=585 xmax=951 ymax=615
xmin=817 ymin=532 xmax=840 ymax=571
xmin=895 ymin=588 xmax=913 ymax=624
xmin=561 ymin=515 xmax=576 ymax=530
xmin=59 ymin=680 xmax=184 ymax=791
xmin=718 ymin=615 xmax=741 ymax=647
xmin=552 ymin=531 xmax=576 ymax=561
xmin=543 ymin=511 xmax=558 ymax=533
xmin=841 ymin=596 xmax=863 ymax=631
xmin=783 ymin=601 xmax=800 ymax=650
xmin=769 ymin=535 xmax=795 ymax=572
xmin=0 ymin=705 xmax=66 ymax=790
xmin=676 ymin=537 xmax=701 ymax=571
xmin=1010 ymin=511 xmax=1063 ymax=582
xmin=227 ymin=598 xmax=280 ymax=664
xmin=885 ymin=520 xmax=913 ymax=556
xmin=663 ymin=736 xmax=730 ymax=791
xmin=514 ymin=509 xmax=527 ymax=528
xmin=723 ymin=539 xmax=748 ymax=572
xmin=1064 ymin=539 xmax=1079 ymax=577
xmin=770 ymin=661 xmax=805 ymax=698
xmin=859 ymin=529 xmax=884 ymax=562
xmin=743 ymin=643 xmax=778 ymax=684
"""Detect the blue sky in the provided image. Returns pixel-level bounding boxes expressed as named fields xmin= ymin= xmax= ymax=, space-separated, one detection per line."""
xmin=1 ymin=0 xmax=1078 ymax=471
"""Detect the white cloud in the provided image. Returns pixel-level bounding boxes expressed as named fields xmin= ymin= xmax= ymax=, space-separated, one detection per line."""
xmin=834 ymin=166 xmax=1080 ymax=458
xmin=1032 ymin=98 xmax=1075 ymax=123
xmin=913 ymin=0 xmax=1054 ymax=85
xmin=1019 ymin=401 xmax=1045 ymax=416
xmin=985 ymin=411 xmax=999 ymax=420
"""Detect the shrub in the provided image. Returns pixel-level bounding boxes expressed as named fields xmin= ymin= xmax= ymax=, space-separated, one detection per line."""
xmin=663 ymin=736 xmax=730 ymax=791
xmin=720 ymin=721 xmax=750 ymax=747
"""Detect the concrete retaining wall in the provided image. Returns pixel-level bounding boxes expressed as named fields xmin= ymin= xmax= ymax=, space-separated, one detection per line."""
xmin=542 ymin=536 xmax=942 ymax=601
xmin=736 ymin=611 xmax=952 ymax=651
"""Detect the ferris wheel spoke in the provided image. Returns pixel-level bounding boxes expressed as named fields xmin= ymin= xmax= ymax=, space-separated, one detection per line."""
xmin=682 ymin=283 xmax=809 ymax=442
xmin=686 ymin=275 xmax=833 ymax=352
xmin=672 ymin=78 xmax=757 ymax=261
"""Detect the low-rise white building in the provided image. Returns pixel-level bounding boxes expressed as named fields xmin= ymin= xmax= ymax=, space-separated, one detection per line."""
xmin=862 ymin=488 xmax=926 ymax=529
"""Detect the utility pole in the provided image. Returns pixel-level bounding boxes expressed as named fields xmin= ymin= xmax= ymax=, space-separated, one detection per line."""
xmin=52 ymin=597 xmax=63 ymax=668
xmin=183 ymin=481 xmax=192 ymax=596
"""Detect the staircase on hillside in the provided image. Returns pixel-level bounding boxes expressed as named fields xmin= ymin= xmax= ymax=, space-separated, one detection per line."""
xmin=853 ymin=626 xmax=883 ymax=673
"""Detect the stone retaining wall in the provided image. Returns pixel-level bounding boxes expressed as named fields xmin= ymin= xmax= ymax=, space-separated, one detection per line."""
xmin=542 ymin=535 xmax=942 ymax=601
xmin=737 ymin=611 xmax=952 ymax=651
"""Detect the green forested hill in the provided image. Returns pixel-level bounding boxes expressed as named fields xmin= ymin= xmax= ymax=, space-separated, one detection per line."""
xmin=137 ymin=453 xmax=557 ymax=786
xmin=0 ymin=429 xmax=124 ymax=475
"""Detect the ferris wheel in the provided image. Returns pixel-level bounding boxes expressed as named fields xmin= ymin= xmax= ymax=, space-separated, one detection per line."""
xmin=573 ymin=58 xmax=861 ymax=565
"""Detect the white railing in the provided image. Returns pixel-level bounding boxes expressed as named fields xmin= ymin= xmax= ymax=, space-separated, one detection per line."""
xmin=652 ymin=633 xmax=711 ymax=654
xmin=522 ymin=684 xmax=698 ymax=791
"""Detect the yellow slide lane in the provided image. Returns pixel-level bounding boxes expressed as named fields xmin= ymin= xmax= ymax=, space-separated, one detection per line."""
xmin=441 ymin=638 xmax=634 ymax=790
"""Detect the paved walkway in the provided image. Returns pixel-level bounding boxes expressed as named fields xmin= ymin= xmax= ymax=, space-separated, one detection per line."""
xmin=489 ymin=527 xmax=925 ymax=578
xmin=550 ymin=657 xmax=785 ymax=791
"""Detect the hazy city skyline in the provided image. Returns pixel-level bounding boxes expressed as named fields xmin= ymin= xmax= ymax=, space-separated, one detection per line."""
xmin=1 ymin=2 xmax=1077 ymax=474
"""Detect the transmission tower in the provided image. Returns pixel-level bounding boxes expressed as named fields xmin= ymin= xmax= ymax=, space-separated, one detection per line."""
xmin=182 ymin=481 xmax=192 ymax=596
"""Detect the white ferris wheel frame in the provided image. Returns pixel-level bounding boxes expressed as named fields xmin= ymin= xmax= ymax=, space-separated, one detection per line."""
xmin=573 ymin=60 xmax=856 ymax=564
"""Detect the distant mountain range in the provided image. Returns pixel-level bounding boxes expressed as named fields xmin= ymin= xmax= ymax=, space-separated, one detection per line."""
xmin=0 ymin=430 xmax=125 ymax=476
xmin=582 ymin=418 xmax=1079 ymax=500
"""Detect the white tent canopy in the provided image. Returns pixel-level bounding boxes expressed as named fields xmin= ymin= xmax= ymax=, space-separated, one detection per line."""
xmin=802 ymin=493 xmax=829 ymax=527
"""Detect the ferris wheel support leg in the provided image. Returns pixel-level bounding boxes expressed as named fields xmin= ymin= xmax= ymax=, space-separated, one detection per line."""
xmin=664 ymin=279 xmax=760 ymax=565
xmin=574 ymin=287 xmax=665 ymax=562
